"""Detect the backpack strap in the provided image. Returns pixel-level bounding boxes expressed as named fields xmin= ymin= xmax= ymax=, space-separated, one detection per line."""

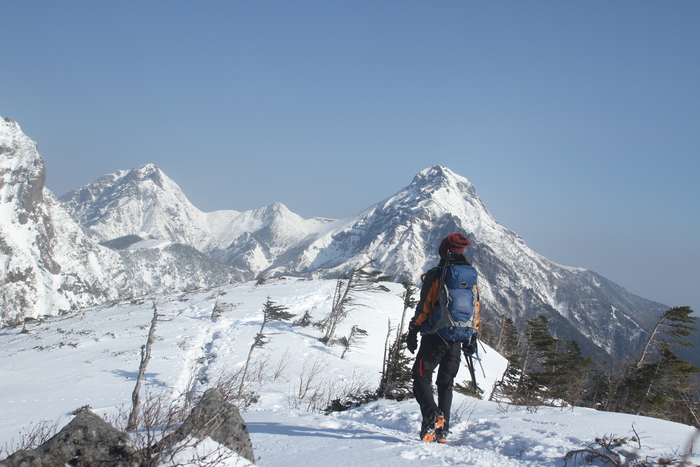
xmin=413 ymin=278 xmax=440 ymax=327
xmin=473 ymin=284 xmax=480 ymax=331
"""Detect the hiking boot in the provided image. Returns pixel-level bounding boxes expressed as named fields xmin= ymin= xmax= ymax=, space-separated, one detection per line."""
xmin=420 ymin=410 xmax=446 ymax=442
xmin=435 ymin=427 xmax=448 ymax=443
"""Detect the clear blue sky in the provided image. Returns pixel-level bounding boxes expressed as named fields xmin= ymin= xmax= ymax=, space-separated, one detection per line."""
xmin=2 ymin=1 xmax=699 ymax=314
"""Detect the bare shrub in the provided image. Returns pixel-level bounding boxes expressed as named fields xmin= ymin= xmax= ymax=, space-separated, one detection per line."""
xmin=110 ymin=388 xmax=241 ymax=467
xmin=324 ymin=369 xmax=377 ymax=413
xmin=451 ymin=398 xmax=478 ymax=427
xmin=1 ymin=419 xmax=60 ymax=460
xmin=564 ymin=425 xmax=688 ymax=467
xmin=288 ymin=356 xmax=374 ymax=413
xmin=179 ymin=363 xmax=201 ymax=417
xmin=156 ymin=436 xmax=249 ymax=466
xmin=211 ymin=366 xmax=259 ymax=409
xmin=272 ymin=350 xmax=292 ymax=382
xmin=290 ymin=354 xmax=328 ymax=411
xmin=112 ymin=389 xmax=184 ymax=458
xmin=250 ymin=352 xmax=272 ymax=383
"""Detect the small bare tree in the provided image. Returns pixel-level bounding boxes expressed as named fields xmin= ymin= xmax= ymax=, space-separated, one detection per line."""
xmin=319 ymin=260 xmax=391 ymax=346
xmin=127 ymin=301 xmax=161 ymax=431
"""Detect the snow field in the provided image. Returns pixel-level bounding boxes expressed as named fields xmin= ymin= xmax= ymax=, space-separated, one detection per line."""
xmin=0 ymin=278 xmax=697 ymax=466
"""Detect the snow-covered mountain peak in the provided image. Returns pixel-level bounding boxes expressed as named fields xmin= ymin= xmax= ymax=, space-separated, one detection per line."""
xmin=60 ymin=163 xmax=211 ymax=246
xmin=0 ymin=117 xmax=45 ymax=220
xmin=257 ymin=201 xmax=292 ymax=220
xmin=6 ymin=114 xmax=667 ymax=360
xmin=61 ymin=163 xmax=185 ymax=213
xmin=409 ymin=165 xmax=477 ymax=197
xmin=0 ymin=117 xmax=132 ymax=324
xmin=412 ymin=164 xmax=459 ymax=184
xmin=120 ymin=163 xmax=170 ymax=190
xmin=373 ymin=164 xmax=494 ymax=245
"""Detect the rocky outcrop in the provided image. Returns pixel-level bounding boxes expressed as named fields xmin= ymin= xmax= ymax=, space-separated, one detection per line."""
xmin=0 ymin=410 xmax=141 ymax=467
xmin=153 ymin=388 xmax=255 ymax=463
xmin=0 ymin=117 xmax=130 ymax=325
xmin=0 ymin=389 xmax=254 ymax=466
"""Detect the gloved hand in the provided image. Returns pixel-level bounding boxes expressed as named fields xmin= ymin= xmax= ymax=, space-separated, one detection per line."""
xmin=406 ymin=324 xmax=419 ymax=354
xmin=462 ymin=333 xmax=478 ymax=356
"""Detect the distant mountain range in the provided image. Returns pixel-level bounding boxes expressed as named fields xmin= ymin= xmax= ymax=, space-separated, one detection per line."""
xmin=0 ymin=116 xmax=668 ymax=362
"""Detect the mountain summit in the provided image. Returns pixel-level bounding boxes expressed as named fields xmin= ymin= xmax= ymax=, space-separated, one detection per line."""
xmin=60 ymin=163 xmax=217 ymax=248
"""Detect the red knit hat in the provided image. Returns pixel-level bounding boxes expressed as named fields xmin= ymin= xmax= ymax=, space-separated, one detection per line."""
xmin=438 ymin=233 xmax=471 ymax=257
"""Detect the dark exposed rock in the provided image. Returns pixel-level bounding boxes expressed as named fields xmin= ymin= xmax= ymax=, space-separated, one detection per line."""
xmin=0 ymin=410 xmax=141 ymax=467
xmin=153 ymin=388 xmax=255 ymax=463
xmin=1 ymin=390 xmax=255 ymax=466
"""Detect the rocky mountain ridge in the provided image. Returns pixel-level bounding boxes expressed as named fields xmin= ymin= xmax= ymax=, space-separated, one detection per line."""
xmin=60 ymin=160 xmax=667 ymax=359
xmin=1 ymin=117 xmax=667 ymax=361
xmin=0 ymin=118 xmax=242 ymax=325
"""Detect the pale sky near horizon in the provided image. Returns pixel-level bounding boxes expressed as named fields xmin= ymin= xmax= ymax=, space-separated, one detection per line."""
xmin=2 ymin=1 xmax=699 ymax=316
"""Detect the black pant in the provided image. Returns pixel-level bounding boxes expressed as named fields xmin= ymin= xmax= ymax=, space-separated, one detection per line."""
xmin=412 ymin=334 xmax=461 ymax=431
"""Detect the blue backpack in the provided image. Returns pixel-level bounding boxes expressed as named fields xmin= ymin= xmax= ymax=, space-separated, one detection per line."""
xmin=420 ymin=258 xmax=479 ymax=342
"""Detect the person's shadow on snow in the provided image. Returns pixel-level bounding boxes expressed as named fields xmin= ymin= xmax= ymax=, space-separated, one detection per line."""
xmin=248 ymin=422 xmax=405 ymax=444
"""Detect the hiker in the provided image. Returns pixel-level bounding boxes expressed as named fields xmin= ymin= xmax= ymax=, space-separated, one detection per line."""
xmin=406 ymin=232 xmax=480 ymax=443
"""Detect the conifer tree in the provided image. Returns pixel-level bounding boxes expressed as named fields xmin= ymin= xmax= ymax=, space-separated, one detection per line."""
xmin=625 ymin=343 xmax=700 ymax=420
xmin=378 ymin=280 xmax=417 ymax=399
xmin=614 ymin=306 xmax=699 ymax=424
xmin=238 ymin=297 xmax=295 ymax=397
xmin=517 ymin=316 xmax=559 ymax=405
xmin=547 ymin=340 xmax=592 ymax=406
xmin=636 ymin=306 xmax=698 ymax=368
xmin=514 ymin=315 xmax=591 ymax=406
xmin=489 ymin=316 xmax=523 ymax=403
xmin=588 ymin=361 xmax=621 ymax=412
xmin=340 ymin=325 xmax=368 ymax=359
xmin=495 ymin=316 xmax=520 ymax=357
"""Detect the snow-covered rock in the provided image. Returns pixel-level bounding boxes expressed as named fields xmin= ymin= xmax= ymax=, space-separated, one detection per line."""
xmin=0 ymin=117 xmax=129 ymax=324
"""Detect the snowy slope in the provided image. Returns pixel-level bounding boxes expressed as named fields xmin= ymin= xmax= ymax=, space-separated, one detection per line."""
xmin=0 ymin=279 xmax=696 ymax=466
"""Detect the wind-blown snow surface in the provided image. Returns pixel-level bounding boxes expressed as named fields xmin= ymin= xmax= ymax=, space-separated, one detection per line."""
xmin=1 ymin=280 xmax=696 ymax=466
